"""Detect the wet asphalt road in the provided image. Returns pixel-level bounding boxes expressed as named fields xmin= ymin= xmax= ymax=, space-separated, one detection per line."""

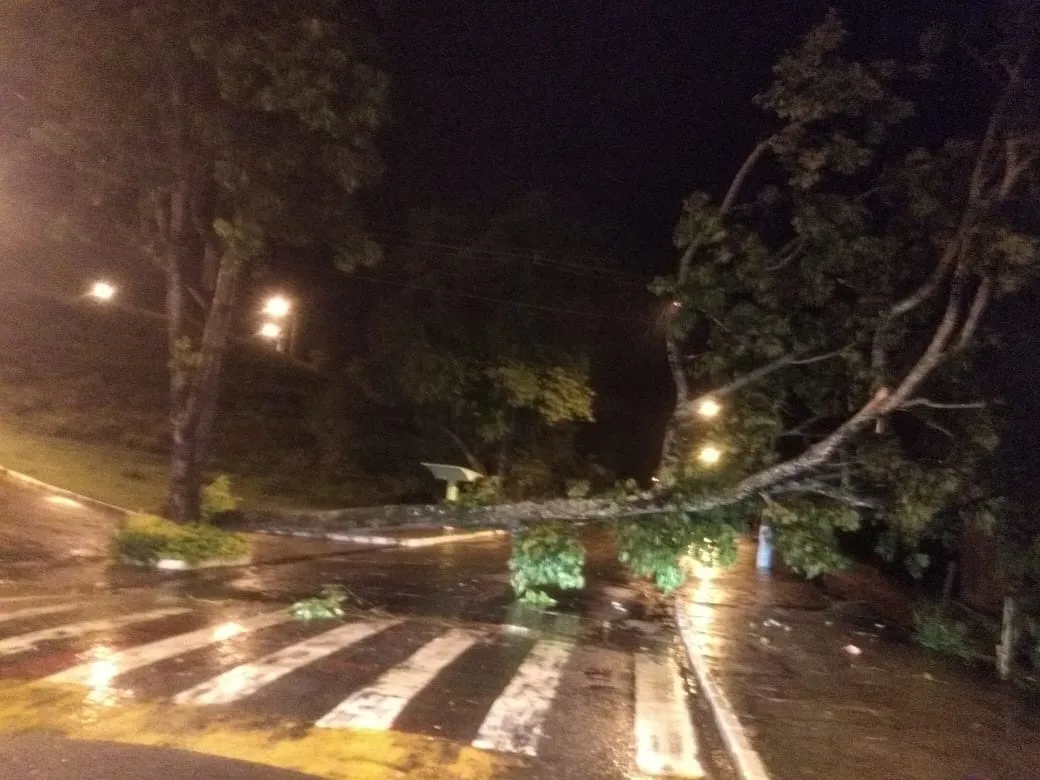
xmin=0 ymin=482 xmax=734 ymax=779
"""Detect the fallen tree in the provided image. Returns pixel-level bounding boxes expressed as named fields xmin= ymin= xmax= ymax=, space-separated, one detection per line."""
xmin=238 ymin=6 xmax=1040 ymax=597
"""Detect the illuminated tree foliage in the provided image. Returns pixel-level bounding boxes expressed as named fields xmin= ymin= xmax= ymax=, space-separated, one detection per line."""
xmin=647 ymin=5 xmax=1040 ymax=582
xmin=493 ymin=6 xmax=1040 ymax=597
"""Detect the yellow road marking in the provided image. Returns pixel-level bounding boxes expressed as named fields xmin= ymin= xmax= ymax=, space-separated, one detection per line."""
xmin=0 ymin=680 xmax=522 ymax=780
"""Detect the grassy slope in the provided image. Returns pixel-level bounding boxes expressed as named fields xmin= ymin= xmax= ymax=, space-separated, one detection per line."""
xmin=0 ymin=286 xmax=372 ymax=511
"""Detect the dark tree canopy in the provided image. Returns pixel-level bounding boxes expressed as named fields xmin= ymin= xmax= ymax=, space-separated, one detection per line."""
xmin=0 ymin=0 xmax=388 ymax=521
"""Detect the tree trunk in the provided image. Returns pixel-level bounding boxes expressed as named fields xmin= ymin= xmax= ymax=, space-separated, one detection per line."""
xmin=166 ymin=237 xmax=203 ymax=523
xmin=168 ymin=411 xmax=202 ymax=523
xmin=187 ymin=251 xmax=244 ymax=494
xmin=496 ymin=408 xmax=517 ymax=478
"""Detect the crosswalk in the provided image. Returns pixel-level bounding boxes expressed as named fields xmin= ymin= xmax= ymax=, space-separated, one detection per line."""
xmin=0 ymin=599 xmax=708 ymax=777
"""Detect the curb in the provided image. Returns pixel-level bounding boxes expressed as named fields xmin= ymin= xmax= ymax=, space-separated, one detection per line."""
xmin=253 ymin=528 xmax=507 ymax=548
xmin=326 ymin=529 xmax=506 ymax=547
xmin=674 ymin=590 xmax=771 ymax=780
xmin=0 ymin=465 xmax=132 ymax=516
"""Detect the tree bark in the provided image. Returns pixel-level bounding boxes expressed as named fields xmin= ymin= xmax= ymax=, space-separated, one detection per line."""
xmin=187 ymin=251 xmax=245 ymax=498
xmin=165 ymin=215 xmax=202 ymax=523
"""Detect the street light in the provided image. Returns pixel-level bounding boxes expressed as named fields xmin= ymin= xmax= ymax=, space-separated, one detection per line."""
xmin=696 ymin=398 xmax=721 ymax=419
xmin=259 ymin=294 xmax=298 ymax=355
xmin=258 ymin=321 xmax=283 ymax=341
xmin=89 ymin=281 xmax=116 ymax=302
xmin=697 ymin=445 xmax=722 ymax=466
xmin=262 ymin=294 xmax=292 ymax=319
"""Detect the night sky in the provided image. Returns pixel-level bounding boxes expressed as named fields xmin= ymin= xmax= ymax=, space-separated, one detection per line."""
xmin=375 ymin=0 xmax=975 ymax=264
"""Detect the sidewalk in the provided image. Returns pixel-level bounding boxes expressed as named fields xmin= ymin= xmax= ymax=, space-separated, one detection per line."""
xmin=677 ymin=542 xmax=1040 ymax=780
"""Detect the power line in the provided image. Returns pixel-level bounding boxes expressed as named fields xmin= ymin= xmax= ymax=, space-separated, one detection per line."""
xmin=367 ymin=231 xmax=656 ymax=285
xmin=347 ymin=272 xmax=651 ymax=323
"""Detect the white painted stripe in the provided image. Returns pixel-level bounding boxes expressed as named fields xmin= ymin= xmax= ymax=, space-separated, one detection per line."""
xmin=47 ymin=610 xmax=292 ymax=685
xmin=472 ymin=639 xmax=573 ymax=756
xmin=316 ymin=629 xmax=479 ymax=730
xmin=0 ymin=604 xmax=77 ymax=624
xmin=634 ymin=652 xmax=704 ymax=778
xmin=173 ymin=619 xmax=400 ymax=706
xmin=0 ymin=608 xmax=191 ymax=656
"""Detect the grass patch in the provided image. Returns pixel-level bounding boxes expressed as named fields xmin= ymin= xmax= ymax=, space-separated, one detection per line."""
xmin=112 ymin=513 xmax=250 ymax=566
xmin=0 ymin=417 xmax=372 ymax=511
xmin=0 ymin=417 xmax=168 ymax=511
xmin=0 ymin=289 xmax=398 ymax=512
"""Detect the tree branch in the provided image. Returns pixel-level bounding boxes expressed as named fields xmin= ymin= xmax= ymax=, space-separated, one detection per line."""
xmin=683 ymin=347 xmax=846 ymax=415
xmin=778 ymin=414 xmax=827 ymax=439
xmin=870 ymin=70 xmax=1015 ymax=380
xmin=736 ymin=272 xmax=970 ymax=496
xmin=766 ymin=480 xmax=880 ymax=510
xmin=899 ymin=398 xmax=986 ymax=410
xmin=766 ymin=235 xmax=808 ymax=270
xmin=954 ymin=273 xmax=993 ymax=353
xmin=720 ymin=136 xmax=775 ymax=213
xmin=789 ymin=347 xmax=848 ymax=365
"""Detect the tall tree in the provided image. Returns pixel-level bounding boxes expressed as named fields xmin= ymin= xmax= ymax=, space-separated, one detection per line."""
xmin=0 ymin=0 xmax=387 ymax=521
xmin=647 ymin=4 xmax=1040 ymax=572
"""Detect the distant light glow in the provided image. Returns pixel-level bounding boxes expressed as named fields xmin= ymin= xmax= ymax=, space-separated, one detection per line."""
xmin=691 ymin=560 xmax=717 ymax=580
xmin=211 ymin=621 xmax=245 ymax=642
xmin=46 ymin=495 xmax=83 ymax=509
xmin=696 ymin=398 xmax=721 ymax=419
xmin=258 ymin=321 xmax=283 ymax=340
xmin=89 ymin=281 xmax=116 ymax=302
xmin=697 ymin=445 xmax=722 ymax=466
xmin=262 ymin=295 xmax=292 ymax=318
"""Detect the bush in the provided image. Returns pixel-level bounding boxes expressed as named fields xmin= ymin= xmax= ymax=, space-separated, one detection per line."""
xmin=912 ymin=604 xmax=969 ymax=658
xmin=112 ymin=513 xmax=250 ymax=566
xmin=764 ymin=499 xmax=859 ymax=579
xmin=616 ymin=509 xmax=741 ymax=593
xmin=201 ymin=474 xmax=241 ymax=522
xmin=509 ymin=524 xmax=585 ymax=607
xmin=456 ymin=476 xmax=503 ymax=508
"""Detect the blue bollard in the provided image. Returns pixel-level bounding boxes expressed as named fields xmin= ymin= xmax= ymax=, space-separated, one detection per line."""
xmin=756 ymin=523 xmax=774 ymax=571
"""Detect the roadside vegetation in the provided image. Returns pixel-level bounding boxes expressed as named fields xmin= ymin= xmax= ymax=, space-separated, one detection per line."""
xmin=112 ymin=476 xmax=248 ymax=567
xmin=0 ymin=290 xmax=406 ymax=511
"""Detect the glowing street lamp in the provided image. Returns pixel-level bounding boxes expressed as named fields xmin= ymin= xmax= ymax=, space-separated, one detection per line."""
xmin=89 ymin=281 xmax=116 ymax=302
xmin=697 ymin=445 xmax=722 ymax=466
xmin=262 ymin=294 xmax=292 ymax=319
xmin=696 ymin=398 xmax=721 ymax=419
xmin=258 ymin=321 xmax=283 ymax=341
